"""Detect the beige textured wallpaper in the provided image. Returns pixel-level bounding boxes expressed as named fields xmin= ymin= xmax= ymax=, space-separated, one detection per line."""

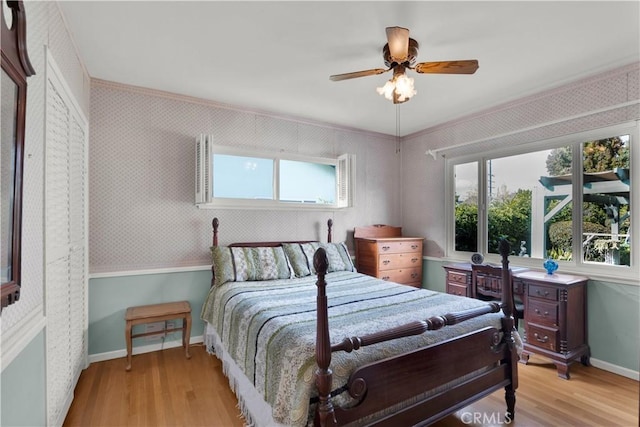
xmin=89 ymin=82 xmax=401 ymax=273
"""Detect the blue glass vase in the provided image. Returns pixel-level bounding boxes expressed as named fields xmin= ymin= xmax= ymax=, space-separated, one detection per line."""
xmin=543 ymin=258 xmax=558 ymax=275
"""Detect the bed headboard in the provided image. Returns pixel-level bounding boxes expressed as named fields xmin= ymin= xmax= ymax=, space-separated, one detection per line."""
xmin=210 ymin=217 xmax=333 ymax=287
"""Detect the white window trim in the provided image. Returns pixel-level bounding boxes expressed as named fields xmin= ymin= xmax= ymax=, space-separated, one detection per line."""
xmin=196 ymin=138 xmax=354 ymax=210
xmin=445 ymin=122 xmax=639 ymax=285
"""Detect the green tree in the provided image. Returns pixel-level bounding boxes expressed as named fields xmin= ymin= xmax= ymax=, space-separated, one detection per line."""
xmin=488 ymin=189 xmax=532 ymax=254
xmin=545 ymin=146 xmax=572 ymax=176
xmin=455 ymin=200 xmax=478 ymax=252
xmin=545 ymin=137 xmax=629 ymax=176
xmin=583 ymin=137 xmax=629 ymax=172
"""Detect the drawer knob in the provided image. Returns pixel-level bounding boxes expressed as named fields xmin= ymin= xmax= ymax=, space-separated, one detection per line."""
xmin=382 ymin=260 xmax=390 ymax=265
xmin=382 ymin=276 xmax=390 ymax=280
xmin=411 ymin=273 xmax=418 ymax=279
xmin=382 ymin=246 xmax=390 ymax=251
xmin=411 ymin=258 xmax=419 ymax=263
xmin=533 ymin=333 xmax=549 ymax=343
xmin=534 ymin=309 xmax=550 ymax=316
xmin=536 ymin=290 xmax=549 ymax=297
xmin=411 ymin=244 xmax=418 ymax=250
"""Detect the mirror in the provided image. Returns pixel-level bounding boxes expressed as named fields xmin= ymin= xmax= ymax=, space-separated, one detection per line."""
xmin=1 ymin=0 xmax=34 ymax=312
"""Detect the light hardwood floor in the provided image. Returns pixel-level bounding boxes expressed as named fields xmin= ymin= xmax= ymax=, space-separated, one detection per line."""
xmin=64 ymin=344 xmax=638 ymax=427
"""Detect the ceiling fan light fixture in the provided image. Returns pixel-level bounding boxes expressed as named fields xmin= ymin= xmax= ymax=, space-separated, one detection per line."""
xmin=394 ymin=73 xmax=416 ymax=102
xmin=376 ymin=68 xmax=416 ymax=104
xmin=331 ymin=26 xmax=477 ymax=104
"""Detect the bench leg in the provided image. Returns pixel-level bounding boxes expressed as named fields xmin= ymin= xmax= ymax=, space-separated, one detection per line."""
xmin=125 ymin=320 xmax=133 ymax=371
xmin=183 ymin=314 xmax=192 ymax=359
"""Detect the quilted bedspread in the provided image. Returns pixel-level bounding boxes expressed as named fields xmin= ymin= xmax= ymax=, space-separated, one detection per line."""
xmin=201 ymin=271 xmax=503 ymax=426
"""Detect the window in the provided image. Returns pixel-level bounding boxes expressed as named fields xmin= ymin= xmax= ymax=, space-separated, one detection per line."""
xmin=212 ymin=154 xmax=274 ymax=200
xmin=454 ymin=162 xmax=478 ymax=252
xmin=279 ymin=160 xmax=336 ymax=204
xmin=196 ymin=136 xmax=353 ymax=209
xmin=448 ymin=124 xmax=636 ymax=282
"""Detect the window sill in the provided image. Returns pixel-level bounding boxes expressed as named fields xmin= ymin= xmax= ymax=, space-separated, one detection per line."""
xmin=196 ymin=202 xmax=350 ymax=211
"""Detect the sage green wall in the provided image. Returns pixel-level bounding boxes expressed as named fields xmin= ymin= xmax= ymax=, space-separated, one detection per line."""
xmin=423 ymin=258 xmax=640 ymax=373
xmin=1 ymin=330 xmax=46 ymax=427
xmin=89 ymin=270 xmax=211 ymax=355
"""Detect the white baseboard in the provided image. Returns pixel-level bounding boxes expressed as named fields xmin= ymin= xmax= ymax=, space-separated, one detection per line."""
xmin=590 ymin=357 xmax=639 ymax=381
xmin=54 ymin=386 xmax=75 ymax=427
xmin=88 ymin=335 xmax=203 ymax=364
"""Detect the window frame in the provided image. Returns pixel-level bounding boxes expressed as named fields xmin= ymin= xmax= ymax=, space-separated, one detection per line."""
xmin=196 ymin=142 xmax=354 ymax=210
xmin=446 ymin=122 xmax=638 ymax=285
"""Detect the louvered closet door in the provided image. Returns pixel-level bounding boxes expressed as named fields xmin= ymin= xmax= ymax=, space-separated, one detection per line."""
xmin=45 ymin=51 xmax=88 ymax=427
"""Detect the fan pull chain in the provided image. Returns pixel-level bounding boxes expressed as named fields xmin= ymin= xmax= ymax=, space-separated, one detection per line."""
xmin=395 ymin=105 xmax=401 ymax=154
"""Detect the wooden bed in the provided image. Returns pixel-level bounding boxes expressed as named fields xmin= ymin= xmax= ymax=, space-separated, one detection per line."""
xmin=204 ymin=217 xmax=518 ymax=426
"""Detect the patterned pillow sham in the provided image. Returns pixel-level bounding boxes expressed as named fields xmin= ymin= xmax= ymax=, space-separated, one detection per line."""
xmin=321 ymin=242 xmax=356 ymax=273
xmin=211 ymin=246 xmax=293 ymax=286
xmin=282 ymin=243 xmax=316 ymax=277
xmin=282 ymin=242 xmax=355 ymax=277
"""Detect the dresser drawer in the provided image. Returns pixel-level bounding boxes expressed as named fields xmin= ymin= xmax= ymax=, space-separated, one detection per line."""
xmin=527 ymin=299 xmax=559 ymax=326
xmin=447 ymin=270 xmax=469 ymax=285
xmin=527 ymin=323 xmax=559 ymax=352
xmin=447 ymin=283 xmax=468 ymax=297
xmin=376 ymin=240 xmax=422 ymax=254
xmin=379 ymin=267 xmax=422 ymax=284
xmin=528 ymin=284 xmax=558 ymax=301
xmin=379 ymin=253 xmax=422 ymax=270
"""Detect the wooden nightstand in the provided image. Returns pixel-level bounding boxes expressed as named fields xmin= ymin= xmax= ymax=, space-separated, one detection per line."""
xmin=354 ymin=224 xmax=424 ymax=287
xmin=517 ymin=271 xmax=590 ymax=379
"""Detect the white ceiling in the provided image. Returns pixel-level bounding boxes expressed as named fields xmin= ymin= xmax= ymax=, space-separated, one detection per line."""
xmin=58 ymin=1 xmax=640 ymax=136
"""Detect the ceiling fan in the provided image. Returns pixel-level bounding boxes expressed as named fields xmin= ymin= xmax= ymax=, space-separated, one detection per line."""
xmin=330 ymin=27 xmax=479 ymax=104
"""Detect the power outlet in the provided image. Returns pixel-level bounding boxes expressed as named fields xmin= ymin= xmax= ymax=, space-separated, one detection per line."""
xmin=145 ymin=321 xmax=165 ymax=341
xmin=165 ymin=320 xmax=176 ymax=331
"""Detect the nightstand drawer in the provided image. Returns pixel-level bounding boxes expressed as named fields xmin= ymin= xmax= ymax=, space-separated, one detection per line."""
xmin=376 ymin=240 xmax=422 ymax=254
xmin=447 ymin=283 xmax=468 ymax=297
xmin=527 ymin=323 xmax=559 ymax=352
xmin=528 ymin=299 xmax=559 ymax=326
xmin=447 ymin=270 xmax=469 ymax=285
xmin=379 ymin=253 xmax=422 ymax=270
xmin=528 ymin=284 xmax=558 ymax=301
xmin=379 ymin=267 xmax=422 ymax=284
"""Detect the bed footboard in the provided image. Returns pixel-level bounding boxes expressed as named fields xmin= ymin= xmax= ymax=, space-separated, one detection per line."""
xmin=313 ymin=239 xmax=518 ymax=427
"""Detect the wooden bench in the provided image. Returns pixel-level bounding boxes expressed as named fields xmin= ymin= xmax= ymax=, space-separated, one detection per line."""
xmin=125 ymin=300 xmax=192 ymax=371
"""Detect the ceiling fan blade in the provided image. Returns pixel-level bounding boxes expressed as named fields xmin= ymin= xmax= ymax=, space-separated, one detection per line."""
xmin=329 ymin=68 xmax=388 ymax=81
xmin=386 ymin=26 xmax=410 ymax=62
xmin=414 ymin=60 xmax=479 ymax=74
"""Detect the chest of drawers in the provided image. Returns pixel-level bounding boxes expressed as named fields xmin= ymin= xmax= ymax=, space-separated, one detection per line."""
xmin=518 ymin=271 xmax=590 ymax=379
xmin=354 ymin=226 xmax=423 ymax=287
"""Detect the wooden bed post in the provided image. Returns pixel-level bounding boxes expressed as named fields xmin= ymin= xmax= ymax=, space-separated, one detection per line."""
xmin=212 ymin=217 xmax=219 ymax=246
xmin=498 ymin=238 xmax=518 ymax=421
xmin=314 ymin=248 xmax=337 ymax=427
xmin=327 ymin=219 xmax=333 ymax=243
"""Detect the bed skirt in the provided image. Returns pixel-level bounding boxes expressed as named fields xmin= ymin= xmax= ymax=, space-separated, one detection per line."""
xmin=205 ymin=322 xmax=290 ymax=427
